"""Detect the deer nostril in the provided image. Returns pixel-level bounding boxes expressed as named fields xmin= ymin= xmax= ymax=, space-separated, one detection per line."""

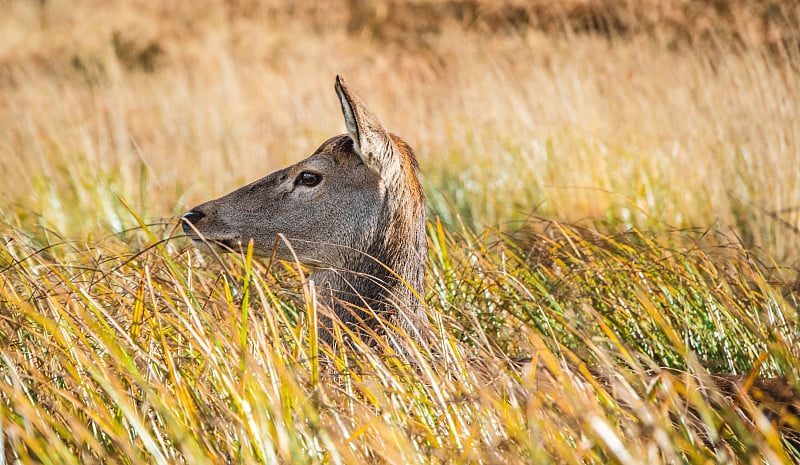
xmin=181 ymin=210 xmax=205 ymax=234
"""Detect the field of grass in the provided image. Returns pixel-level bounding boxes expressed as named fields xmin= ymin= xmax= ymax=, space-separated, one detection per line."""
xmin=1 ymin=1 xmax=800 ymax=463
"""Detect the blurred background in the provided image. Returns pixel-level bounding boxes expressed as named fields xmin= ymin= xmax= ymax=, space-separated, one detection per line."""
xmin=1 ymin=0 xmax=799 ymax=261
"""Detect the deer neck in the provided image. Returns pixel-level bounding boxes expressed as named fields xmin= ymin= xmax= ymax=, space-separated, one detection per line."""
xmin=309 ymin=195 xmax=427 ymax=341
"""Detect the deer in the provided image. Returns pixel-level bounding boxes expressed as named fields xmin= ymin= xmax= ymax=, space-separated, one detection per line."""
xmin=181 ymin=76 xmax=799 ymax=452
xmin=182 ymin=76 xmax=428 ymax=350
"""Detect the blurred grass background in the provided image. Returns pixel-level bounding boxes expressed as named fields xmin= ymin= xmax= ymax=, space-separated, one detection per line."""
xmin=1 ymin=1 xmax=800 ymax=463
xmin=1 ymin=0 xmax=799 ymax=259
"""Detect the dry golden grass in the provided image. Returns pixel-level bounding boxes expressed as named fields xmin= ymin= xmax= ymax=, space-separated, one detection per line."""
xmin=2 ymin=1 xmax=799 ymax=258
xmin=1 ymin=1 xmax=800 ymax=463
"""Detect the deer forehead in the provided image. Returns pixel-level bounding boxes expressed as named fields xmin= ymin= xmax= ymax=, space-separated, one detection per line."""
xmin=297 ymin=140 xmax=383 ymax=178
xmin=288 ymin=153 xmax=336 ymax=176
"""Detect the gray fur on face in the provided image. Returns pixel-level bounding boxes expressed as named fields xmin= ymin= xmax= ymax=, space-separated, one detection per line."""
xmin=187 ymin=136 xmax=384 ymax=266
xmin=183 ymin=76 xmax=428 ymax=348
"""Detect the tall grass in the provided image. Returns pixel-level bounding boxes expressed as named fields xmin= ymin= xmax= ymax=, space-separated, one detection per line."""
xmin=1 ymin=1 xmax=800 ymax=463
xmin=1 ymin=217 xmax=798 ymax=463
xmin=2 ymin=1 xmax=799 ymax=258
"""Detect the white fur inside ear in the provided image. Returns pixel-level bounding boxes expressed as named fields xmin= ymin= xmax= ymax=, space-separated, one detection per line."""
xmin=336 ymin=83 xmax=362 ymax=154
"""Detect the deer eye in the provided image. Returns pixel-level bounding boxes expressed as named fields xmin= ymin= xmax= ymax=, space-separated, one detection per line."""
xmin=296 ymin=171 xmax=321 ymax=187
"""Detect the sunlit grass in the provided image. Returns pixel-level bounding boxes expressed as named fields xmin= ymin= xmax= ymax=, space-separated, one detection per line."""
xmin=2 ymin=1 xmax=800 ymax=463
xmin=1 ymin=213 xmax=798 ymax=463
xmin=2 ymin=2 xmax=800 ymax=259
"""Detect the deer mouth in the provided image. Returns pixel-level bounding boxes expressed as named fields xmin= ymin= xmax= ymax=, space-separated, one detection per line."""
xmin=214 ymin=238 xmax=239 ymax=251
xmin=200 ymin=237 xmax=241 ymax=253
xmin=181 ymin=212 xmax=242 ymax=252
xmin=185 ymin=233 xmax=241 ymax=254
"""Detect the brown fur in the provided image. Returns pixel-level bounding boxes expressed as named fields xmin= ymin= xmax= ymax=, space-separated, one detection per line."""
xmin=183 ymin=76 xmax=427 ymax=350
xmin=513 ymin=358 xmax=800 ymax=453
xmin=183 ymin=77 xmax=799 ymax=450
xmin=712 ymin=374 xmax=800 ymax=450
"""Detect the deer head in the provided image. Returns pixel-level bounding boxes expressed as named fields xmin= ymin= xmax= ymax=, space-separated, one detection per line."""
xmin=182 ymin=76 xmax=427 ymax=344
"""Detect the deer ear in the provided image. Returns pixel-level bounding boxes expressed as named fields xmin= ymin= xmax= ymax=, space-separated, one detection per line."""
xmin=335 ymin=76 xmax=396 ymax=175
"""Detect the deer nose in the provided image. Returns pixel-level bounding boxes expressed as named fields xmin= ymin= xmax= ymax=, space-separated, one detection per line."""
xmin=181 ymin=210 xmax=205 ymax=234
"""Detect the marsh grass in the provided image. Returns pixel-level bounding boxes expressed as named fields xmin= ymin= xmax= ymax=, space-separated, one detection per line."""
xmin=2 ymin=2 xmax=800 ymax=258
xmin=1 ymin=214 xmax=799 ymax=463
xmin=2 ymin=1 xmax=800 ymax=463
